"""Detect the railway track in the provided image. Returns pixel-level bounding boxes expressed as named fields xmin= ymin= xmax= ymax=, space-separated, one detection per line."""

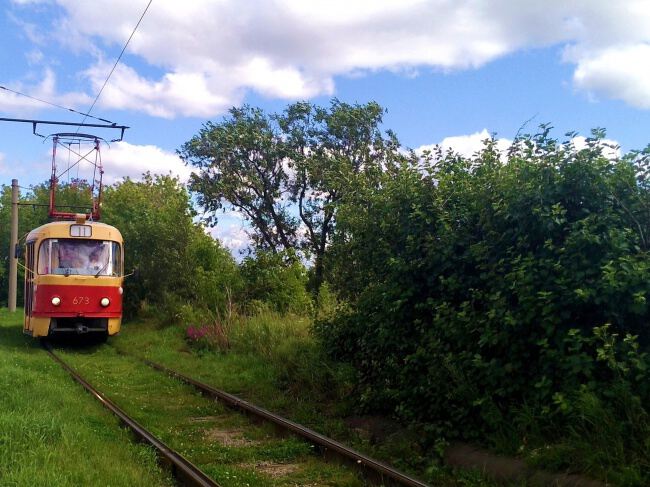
xmin=140 ymin=357 xmax=429 ymax=487
xmin=43 ymin=341 xmax=219 ymax=487
xmin=43 ymin=341 xmax=431 ymax=487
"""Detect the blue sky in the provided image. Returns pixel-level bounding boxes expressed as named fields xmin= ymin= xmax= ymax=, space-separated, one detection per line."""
xmin=2 ymin=0 xmax=650 ymax=251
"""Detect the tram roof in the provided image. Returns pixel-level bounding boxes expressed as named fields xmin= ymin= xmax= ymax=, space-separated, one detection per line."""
xmin=26 ymin=220 xmax=123 ymax=243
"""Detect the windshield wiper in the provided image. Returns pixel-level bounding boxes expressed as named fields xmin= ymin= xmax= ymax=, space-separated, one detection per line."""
xmin=95 ymin=260 xmax=110 ymax=278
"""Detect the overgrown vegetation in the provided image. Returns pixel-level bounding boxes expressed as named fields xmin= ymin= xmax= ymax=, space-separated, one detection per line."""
xmin=3 ymin=99 xmax=650 ymax=483
xmin=102 ymin=174 xmax=242 ymax=320
xmin=320 ymin=127 xmax=650 ymax=484
xmin=113 ymin=314 xmax=497 ymax=485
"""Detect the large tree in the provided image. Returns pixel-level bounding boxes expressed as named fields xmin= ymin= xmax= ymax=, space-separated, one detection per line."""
xmin=180 ymin=106 xmax=297 ymax=253
xmin=180 ymin=99 xmax=403 ymax=291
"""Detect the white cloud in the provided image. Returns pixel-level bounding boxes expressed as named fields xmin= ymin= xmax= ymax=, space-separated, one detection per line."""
xmin=440 ymin=130 xmax=513 ymax=158
xmin=416 ymin=129 xmax=621 ymax=161
xmin=417 ymin=129 xmax=512 ymax=159
xmin=0 ymin=153 xmax=49 ymax=182
xmin=100 ymin=141 xmax=193 ymax=183
xmin=84 ymin=63 xmax=232 ymax=118
xmin=0 ymin=68 xmax=92 ymax=114
xmin=571 ymin=44 xmax=650 ymax=109
xmin=10 ymin=1 xmax=650 ymax=115
xmin=0 ymin=153 xmax=8 ymax=176
xmin=569 ymin=135 xmax=621 ymax=159
xmin=206 ymin=210 xmax=252 ymax=257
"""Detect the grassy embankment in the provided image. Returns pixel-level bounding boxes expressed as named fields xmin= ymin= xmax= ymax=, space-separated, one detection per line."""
xmin=0 ymin=308 xmax=172 ymax=486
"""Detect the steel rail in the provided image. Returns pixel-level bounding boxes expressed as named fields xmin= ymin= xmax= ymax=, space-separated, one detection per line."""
xmin=142 ymin=358 xmax=431 ymax=487
xmin=42 ymin=342 xmax=221 ymax=487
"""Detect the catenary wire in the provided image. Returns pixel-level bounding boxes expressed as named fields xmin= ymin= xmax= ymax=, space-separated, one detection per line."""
xmin=0 ymin=85 xmax=114 ymax=124
xmin=78 ymin=0 xmax=153 ymax=126
xmin=0 ymin=3 xmax=150 ymax=135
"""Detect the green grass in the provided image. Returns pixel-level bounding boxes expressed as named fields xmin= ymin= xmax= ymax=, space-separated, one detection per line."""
xmin=0 ymin=306 xmax=501 ymax=486
xmin=0 ymin=308 xmax=173 ymax=487
xmin=2 ymin=304 xmax=624 ymax=486
xmin=504 ymin=389 xmax=650 ymax=486
xmin=55 ymin=336 xmax=364 ymax=486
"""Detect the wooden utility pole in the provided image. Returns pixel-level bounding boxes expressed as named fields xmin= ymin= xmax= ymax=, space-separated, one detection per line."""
xmin=8 ymin=178 xmax=19 ymax=312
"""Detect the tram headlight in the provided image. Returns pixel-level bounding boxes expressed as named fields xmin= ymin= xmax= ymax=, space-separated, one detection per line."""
xmin=100 ymin=297 xmax=110 ymax=307
xmin=51 ymin=296 xmax=61 ymax=306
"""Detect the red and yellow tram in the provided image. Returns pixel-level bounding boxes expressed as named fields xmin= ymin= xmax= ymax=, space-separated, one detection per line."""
xmin=23 ymin=217 xmax=124 ymax=338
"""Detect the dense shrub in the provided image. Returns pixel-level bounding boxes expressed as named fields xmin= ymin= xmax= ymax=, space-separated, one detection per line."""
xmin=240 ymin=250 xmax=313 ymax=315
xmin=320 ymin=129 xmax=650 ymax=452
xmin=102 ymin=173 xmax=240 ymax=319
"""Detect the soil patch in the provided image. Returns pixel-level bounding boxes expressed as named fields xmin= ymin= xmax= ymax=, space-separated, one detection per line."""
xmin=445 ymin=442 xmax=605 ymax=487
xmin=205 ymin=428 xmax=258 ymax=447
xmin=249 ymin=461 xmax=300 ymax=478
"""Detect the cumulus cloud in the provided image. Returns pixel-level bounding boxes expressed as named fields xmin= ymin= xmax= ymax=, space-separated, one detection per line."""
xmin=416 ymin=129 xmax=621 ymax=161
xmin=571 ymin=44 xmax=650 ymax=109
xmin=417 ymin=129 xmax=512 ymax=159
xmin=83 ymin=63 xmax=233 ymax=118
xmin=569 ymin=135 xmax=621 ymax=159
xmin=9 ymin=1 xmax=650 ymax=115
xmin=439 ymin=130 xmax=513 ymax=158
xmin=206 ymin=210 xmax=252 ymax=257
xmin=100 ymin=140 xmax=192 ymax=183
xmin=0 ymin=68 xmax=92 ymax=114
xmin=0 ymin=152 xmax=7 ymax=176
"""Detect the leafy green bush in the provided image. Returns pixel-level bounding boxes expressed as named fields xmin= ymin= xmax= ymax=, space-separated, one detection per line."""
xmin=240 ymin=250 xmax=313 ymax=315
xmin=320 ymin=127 xmax=650 ymax=474
xmin=102 ymin=173 xmax=240 ymax=319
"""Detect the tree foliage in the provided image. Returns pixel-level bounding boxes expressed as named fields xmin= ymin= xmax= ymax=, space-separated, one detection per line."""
xmin=280 ymin=100 xmax=402 ymax=290
xmin=180 ymin=106 xmax=297 ymax=252
xmin=239 ymin=250 xmax=312 ymax=315
xmin=180 ymin=99 xmax=403 ymax=291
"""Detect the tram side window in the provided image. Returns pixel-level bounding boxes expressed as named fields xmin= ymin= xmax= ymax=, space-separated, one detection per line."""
xmin=37 ymin=241 xmax=51 ymax=274
xmin=111 ymin=242 xmax=122 ymax=276
xmin=38 ymin=240 xmax=65 ymax=274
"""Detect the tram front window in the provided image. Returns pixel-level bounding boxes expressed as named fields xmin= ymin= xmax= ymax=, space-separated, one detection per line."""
xmin=38 ymin=239 xmax=122 ymax=276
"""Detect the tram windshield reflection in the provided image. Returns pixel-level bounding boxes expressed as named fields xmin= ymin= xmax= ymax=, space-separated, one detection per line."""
xmin=37 ymin=239 xmax=122 ymax=276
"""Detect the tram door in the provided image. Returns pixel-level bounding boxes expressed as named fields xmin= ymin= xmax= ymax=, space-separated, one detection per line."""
xmin=23 ymin=242 xmax=35 ymax=333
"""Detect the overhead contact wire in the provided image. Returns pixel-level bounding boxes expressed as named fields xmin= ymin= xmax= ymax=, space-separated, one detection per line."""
xmin=0 ymin=85 xmax=114 ymax=124
xmin=78 ymin=0 xmax=153 ymax=126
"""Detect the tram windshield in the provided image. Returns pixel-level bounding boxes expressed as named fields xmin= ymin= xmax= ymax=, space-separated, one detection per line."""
xmin=37 ymin=239 xmax=122 ymax=276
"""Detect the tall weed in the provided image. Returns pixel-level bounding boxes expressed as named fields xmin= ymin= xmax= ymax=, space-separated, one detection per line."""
xmin=183 ymin=307 xmax=355 ymax=403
